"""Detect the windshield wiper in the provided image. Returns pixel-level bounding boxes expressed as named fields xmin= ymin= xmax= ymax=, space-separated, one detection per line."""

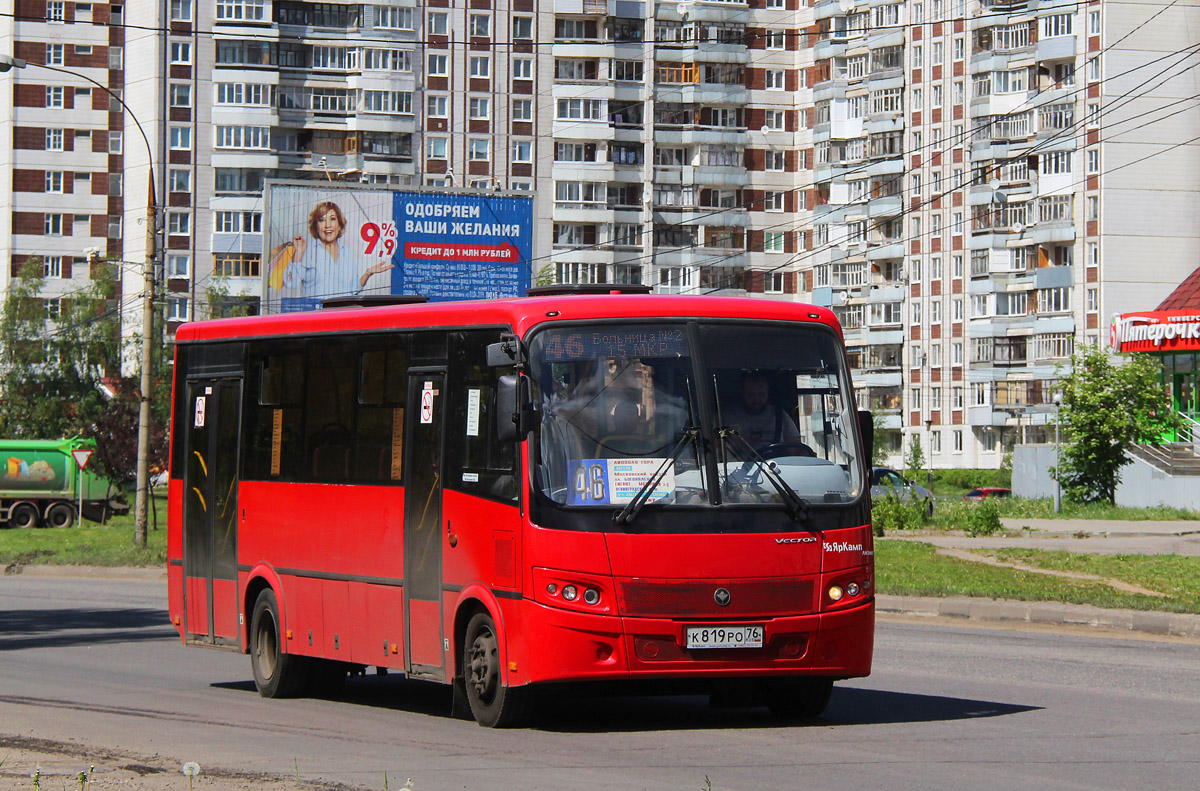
xmin=720 ymin=428 xmax=811 ymax=524
xmin=613 ymin=427 xmax=700 ymax=527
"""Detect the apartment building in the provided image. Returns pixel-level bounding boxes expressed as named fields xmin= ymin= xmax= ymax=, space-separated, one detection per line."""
xmin=2 ymin=1 xmax=127 ymax=333
xmin=3 ymin=0 xmax=1197 ymax=469
xmin=809 ymin=0 xmax=1200 ymax=467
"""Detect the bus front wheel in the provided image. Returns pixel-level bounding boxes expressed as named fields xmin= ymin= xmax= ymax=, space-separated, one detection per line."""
xmin=250 ymin=589 xmax=309 ymax=698
xmin=765 ymin=677 xmax=834 ymax=719
xmin=463 ymin=612 xmax=534 ymax=728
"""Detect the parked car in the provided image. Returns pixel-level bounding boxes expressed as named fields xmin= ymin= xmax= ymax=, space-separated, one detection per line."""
xmin=963 ymin=487 xmax=1012 ymax=501
xmin=869 ymin=467 xmax=935 ymax=516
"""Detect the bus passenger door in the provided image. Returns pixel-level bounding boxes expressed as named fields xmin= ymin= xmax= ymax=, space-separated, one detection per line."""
xmin=404 ymin=372 xmax=447 ymax=680
xmin=182 ymin=379 xmax=242 ymax=645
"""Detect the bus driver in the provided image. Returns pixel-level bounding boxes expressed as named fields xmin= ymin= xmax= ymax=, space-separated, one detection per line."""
xmin=722 ymin=371 xmax=805 ymax=452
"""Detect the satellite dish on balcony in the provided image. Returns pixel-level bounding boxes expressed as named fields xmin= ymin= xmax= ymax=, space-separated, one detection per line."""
xmin=760 ymin=125 xmax=770 ymax=134
xmin=1011 ymin=222 xmax=1024 ymax=235
xmin=839 ymin=0 xmax=855 ymax=12
xmin=989 ymin=179 xmax=1001 ymax=191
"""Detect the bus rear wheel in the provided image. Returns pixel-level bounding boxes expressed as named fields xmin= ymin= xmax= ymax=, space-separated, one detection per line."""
xmin=463 ymin=612 xmax=534 ymax=728
xmin=45 ymin=503 xmax=77 ymax=529
xmin=764 ymin=677 xmax=834 ymax=720
xmin=9 ymin=503 xmax=39 ymax=530
xmin=250 ymin=589 xmax=309 ymax=698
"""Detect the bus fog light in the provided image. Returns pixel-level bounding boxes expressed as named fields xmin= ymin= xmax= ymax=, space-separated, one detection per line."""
xmin=828 ymin=585 xmax=844 ymax=602
xmin=562 ymin=585 xmax=578 ymax=601
xmin=546 ymin=583 xmax=558 ymax=596
xmin=583 ymin=588 xmax=600 ymax=605
xmin=847 ymin=582 xmax=860 ymax=596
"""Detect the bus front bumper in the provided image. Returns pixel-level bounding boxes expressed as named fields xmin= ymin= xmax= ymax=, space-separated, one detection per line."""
xmin=508 ymin=598 xmax=874 ymax=686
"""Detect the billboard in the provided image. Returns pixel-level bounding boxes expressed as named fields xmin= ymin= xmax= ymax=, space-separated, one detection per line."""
xmin=262 ymin=183 xmax=533 ymax=313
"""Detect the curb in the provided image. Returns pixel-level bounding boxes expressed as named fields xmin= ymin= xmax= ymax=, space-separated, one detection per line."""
xmin=878 ymin=594 xmax=1200 ymax=639
xmin=3 ymin=564 xmax=167 ymax=581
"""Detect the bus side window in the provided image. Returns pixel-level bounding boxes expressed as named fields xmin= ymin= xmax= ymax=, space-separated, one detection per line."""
xmin=356 ymin=339 xmax=408 ymax=483
xmin=243 ymin=342 xmax=304 ymax=481
xmin=305 ymin=340 xmax=357 ymax=481
xmin=448 ymin=330 xmax=518 ymax=503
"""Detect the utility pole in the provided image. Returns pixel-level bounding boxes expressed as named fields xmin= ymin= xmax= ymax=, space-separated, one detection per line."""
xmin=135 ymin=176 xmax=157 ymax=547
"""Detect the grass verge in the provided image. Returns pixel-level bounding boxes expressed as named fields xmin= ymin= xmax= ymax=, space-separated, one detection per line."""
xmin=0 ymin=495 xmax=167 ymax=568
xmin=927 ymin=497 xmax=1200 ymax=529
xmin=876 ymin=539 xmax=1200 ymax=614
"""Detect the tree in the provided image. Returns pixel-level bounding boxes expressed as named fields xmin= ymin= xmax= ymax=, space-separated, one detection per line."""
xmin=0 ymin=257 xmax=118 ymax=442
xmin=903 ymin=435 xmax=925 ymax=482
xmin=871 ymin=413 xmax=891 ymax=467
xmin=0 ymin=257 xmax=168 ymax=489
xmin=1056 ymin=344 xmax=1180 ymax=504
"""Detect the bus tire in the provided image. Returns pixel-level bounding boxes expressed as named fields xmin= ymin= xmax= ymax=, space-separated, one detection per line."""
xmin=765 ymin=677 xmax=834 ymax=720
xmin=45 ymin=503 xmax=77 ymax=529
xmin=9 ymin=503 xmax=39 ymax=530
xmin=463 ymin=611 xmax=534 ymax=728
xmin=250 ymin=589 xmax=309 ymax=699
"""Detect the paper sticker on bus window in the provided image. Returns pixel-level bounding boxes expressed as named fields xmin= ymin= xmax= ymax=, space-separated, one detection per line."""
xmin=420 ymin=386 xmax=434 ymax=424
xmin=566 ymin=459 xmax=674 ymax=506
xmin=194 ymin=396 xmax=206 ymax=428
xmin=270 ymin=409 xmax=283 ymax=476
xmin=466 ymin=388 xmax=481 ymax=436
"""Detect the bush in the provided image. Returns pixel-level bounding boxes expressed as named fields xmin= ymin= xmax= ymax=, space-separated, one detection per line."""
xmin=871 ymin=492 xmax=930 ymax=536
xmin=963 ymin=497 xmax=1003 ymax=536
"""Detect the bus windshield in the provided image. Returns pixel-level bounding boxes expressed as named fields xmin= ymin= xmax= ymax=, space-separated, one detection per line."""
xmin=528 ymin=321 xmax=864 ymax=512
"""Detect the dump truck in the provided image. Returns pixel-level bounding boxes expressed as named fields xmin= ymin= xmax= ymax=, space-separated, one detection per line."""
xmin=0 ymin=438 xmax=129 ymax=528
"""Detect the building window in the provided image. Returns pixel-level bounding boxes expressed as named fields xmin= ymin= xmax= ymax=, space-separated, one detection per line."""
xmin=764 ymin=109 xmax=785 ymax=130
xmin=44 ymin=214 xmax=64 ymax=235
xmin=512 ymin=140 xmax=533 ymax=162
xmin=170 ymin=0 xmax=192 ymax=21
xmin=46 ymin=1 xmax=65 ymax=21
xmin=1087 ymin=149 xmax=1100 ymax=174
xmin=426 ymin=95 xmax=448 ymax=118
xmin=169 ymin=83 xmax=192 ymax=108
xmin=43 ymin=256 xmax=64 ymax=278
xmin=764 ymin=231 xmax=785 ymax=252
xmin=428 ymin=10 xmax=448 ymax=34
xmin=46 ymin=43 xmax=65 ymax=65
xmin=1041 ymin=13 xmax=1072 ymax=38
xmin=213 ymin=252 xmax=261 ymax=277
xmin=426 ymin=137 xmax=448 ymax=159
xmin=1037 ymin=287 xmax=1071 ymax=313
xmin=169 ymin=126 xmax=192 ymax=150
xmin=44 ymin=171 xmax=64 ymax=193
xmin=428 ymin=54 xmax=448 ymax=76
xmin=215 ymin=126 xmax=270 ymax=149
xmin=168 ymin=254 xmax=191 ymax=278
xmin=766 ymin=69 xmax=785 ymax=90
xmin=167 ymin=297 xmax=190 ymax=322
xmin=469 ymin=56 xmax=490 ymax=79
xmin=216 ymin=0 xmax=266 ymax=21
xmin=764 ymin=192 xmax=785 ymax=212
xmin=512 ymin=98 xmax=533 ymax=121
xmin=513 ymin=58 xmax=533 ymax=80
xmin=45 ymin=86 xmax=64 ymax=108
xmin=765 ymin=271 xmax=785 ymax=293
xmin=512 ymin=16 xmax=533 ymax=39
xmin=468 ymin=139 xmax=490 ymax=161
xmin=170 ymin=41 xmax=192 ymax=63
xmin=469 ymin=13 xmax=490 ymax=36
xmin=375 ymin=6 xmax=414 ymax=29
xmin=953 ymin=430 xmax=962 ymax=452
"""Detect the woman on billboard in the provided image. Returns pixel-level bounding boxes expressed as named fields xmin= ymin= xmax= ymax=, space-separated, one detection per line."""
xmin=268 ymin=200 xmax=393 ymax=304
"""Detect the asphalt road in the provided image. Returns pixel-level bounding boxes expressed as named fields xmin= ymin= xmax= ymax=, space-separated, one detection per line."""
xmin=2 ymin=575 xmax=1198 ymax=791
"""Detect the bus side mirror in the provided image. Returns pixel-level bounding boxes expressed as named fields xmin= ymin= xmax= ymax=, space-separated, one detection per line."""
xmin=497 ymin=374 xmax=533 ymax=442
xmin=487 ymin=334 xmax=523 ymax=367
xmin=858 ymin=409 xmax=874 ymax=466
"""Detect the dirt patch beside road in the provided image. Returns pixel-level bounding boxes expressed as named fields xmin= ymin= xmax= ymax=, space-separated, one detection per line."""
xmin=0 ymin=735 xmax=358 ymax=791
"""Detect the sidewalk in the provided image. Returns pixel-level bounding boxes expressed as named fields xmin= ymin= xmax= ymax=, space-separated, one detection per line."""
xmin=878 ymin=519 xmax=1200 ymax=638
xmin=877 ymin=594 xmax=1200 ymax=639
xmin=887 ymin=518 xmax=1200 ymax=555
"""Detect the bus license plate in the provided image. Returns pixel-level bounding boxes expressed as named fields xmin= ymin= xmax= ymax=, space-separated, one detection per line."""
xmin=685 ymin=625 xmax=764 ymax=649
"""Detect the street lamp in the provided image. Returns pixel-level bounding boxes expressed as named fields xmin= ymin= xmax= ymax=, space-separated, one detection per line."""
xmin=2 ymin=53 xmax=158 ymax=547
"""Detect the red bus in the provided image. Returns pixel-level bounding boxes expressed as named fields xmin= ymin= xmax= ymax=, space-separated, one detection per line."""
xmin=167 ymin=290 xmax=875 ymax=727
